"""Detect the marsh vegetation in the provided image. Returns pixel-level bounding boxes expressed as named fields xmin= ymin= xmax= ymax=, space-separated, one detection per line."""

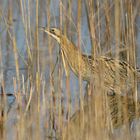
xmin=0 ymin=0 xmax=140 ymax=140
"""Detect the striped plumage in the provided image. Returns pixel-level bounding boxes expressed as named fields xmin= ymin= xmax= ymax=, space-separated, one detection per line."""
xmin=107 ymin=94 xmax=140 ymax=128
xmin=70 ymin=94 xmax=140 ymax=128
xmin=41 ymin=27 xmax=139 ymax=95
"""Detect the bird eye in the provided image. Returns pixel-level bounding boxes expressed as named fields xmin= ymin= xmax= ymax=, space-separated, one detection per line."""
xmin=51 ymin=29 xmax=55 ymax=32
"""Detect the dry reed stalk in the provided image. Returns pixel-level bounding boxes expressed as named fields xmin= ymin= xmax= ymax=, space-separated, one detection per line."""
xmin=35 ymin=1 xmax=41 ymax=139
xmin=0 ymin=0 xmax=139 ymax=140
xmin=77 ymin=0 xmax=84 ymax=125
xmin=85 ymin=0 xmax=97 ymax=57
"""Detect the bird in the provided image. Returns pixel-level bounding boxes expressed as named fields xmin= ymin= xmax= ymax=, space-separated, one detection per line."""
xmin=40 ymin=27 xmax=140 ymax=139
xmin=40 ymin=27 xmax=139 ymax=95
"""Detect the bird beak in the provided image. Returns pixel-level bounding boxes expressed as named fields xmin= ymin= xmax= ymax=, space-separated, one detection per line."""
xmin=39 ymin=26 xmax=60 ymax=42
xmin=39 ymin=26 xmax=49 ymax=33
xmin=39 ymin=26 xmax=53 ymax=36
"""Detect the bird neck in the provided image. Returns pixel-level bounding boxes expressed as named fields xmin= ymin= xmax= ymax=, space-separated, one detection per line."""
xmin=59 ymin=35 xmax=82 ymax=59
xmin=45 ymin=30 xmax=94 ymax=81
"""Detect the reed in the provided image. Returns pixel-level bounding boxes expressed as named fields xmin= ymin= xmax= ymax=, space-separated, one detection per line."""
xmin=0 ymin=0 xmax=140 ymax=140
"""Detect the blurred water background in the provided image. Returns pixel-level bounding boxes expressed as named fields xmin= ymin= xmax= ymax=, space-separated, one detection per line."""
xmin=0 ymin=0 xmax=140 ymax=140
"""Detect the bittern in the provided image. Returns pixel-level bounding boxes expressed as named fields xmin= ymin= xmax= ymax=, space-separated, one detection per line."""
xmin=41 ymin=27 xmax=139 ymax=95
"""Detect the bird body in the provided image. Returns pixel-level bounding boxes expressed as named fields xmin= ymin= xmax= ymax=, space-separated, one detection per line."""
xmin=41 ymin=27 xmax=138 ymax=95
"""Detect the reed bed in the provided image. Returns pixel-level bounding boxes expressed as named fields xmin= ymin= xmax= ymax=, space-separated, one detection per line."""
xmin=0 ymin=0 xmax=140 ymax=140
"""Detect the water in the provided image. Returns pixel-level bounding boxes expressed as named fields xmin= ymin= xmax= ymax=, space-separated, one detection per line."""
xmin=0 ymin=0 xmax=140 ymax=139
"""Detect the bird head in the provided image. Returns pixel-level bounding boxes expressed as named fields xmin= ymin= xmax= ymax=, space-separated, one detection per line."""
xmin=40 ymin=27 xmax=61 ymax=43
